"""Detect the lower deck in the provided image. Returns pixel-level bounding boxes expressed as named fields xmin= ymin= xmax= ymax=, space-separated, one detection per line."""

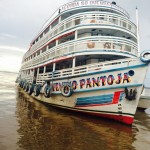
xmin=20 ymin=54 xmax=133 ymax=84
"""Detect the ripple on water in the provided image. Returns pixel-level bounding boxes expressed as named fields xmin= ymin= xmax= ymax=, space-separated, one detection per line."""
xmin=0 ymin=71 xmax=150 ymax=150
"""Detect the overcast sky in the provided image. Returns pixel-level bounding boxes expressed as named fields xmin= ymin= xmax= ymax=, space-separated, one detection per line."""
xmin=0 ymin=0 xmax=150 ymax=81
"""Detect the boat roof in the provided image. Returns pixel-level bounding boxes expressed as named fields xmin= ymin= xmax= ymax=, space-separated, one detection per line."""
xmin=30 ymin=0 xmax=130 ymax=46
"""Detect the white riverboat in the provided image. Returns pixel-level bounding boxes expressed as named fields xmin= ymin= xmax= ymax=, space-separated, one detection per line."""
xmin=17 ymin=0 xmax=150 ymax=125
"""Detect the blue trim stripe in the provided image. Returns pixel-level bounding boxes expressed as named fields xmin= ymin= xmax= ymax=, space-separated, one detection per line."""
xmin=74 ymin=84 xmax=143 ymax=93
xmin=76 ymin=94 xmax=113 ymax=106
xmin=119 ymin=93 xmax=124 ymax=101
xmin=54 ymin=83 xmax=143 ymax=94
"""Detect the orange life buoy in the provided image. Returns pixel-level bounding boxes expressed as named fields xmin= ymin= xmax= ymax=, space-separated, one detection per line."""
xmin=87 ymin=41 xmax=95 ymax=48
xmin=90 ymin=20 xmax=97 ymax=23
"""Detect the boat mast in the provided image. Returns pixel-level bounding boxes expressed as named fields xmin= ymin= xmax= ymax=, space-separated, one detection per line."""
xmin=136 ymin=7 xmax=140 ymax=57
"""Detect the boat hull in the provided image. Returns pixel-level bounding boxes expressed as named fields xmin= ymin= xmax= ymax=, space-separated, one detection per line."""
xmin=19 ymin=60 xmax=148 ymax=125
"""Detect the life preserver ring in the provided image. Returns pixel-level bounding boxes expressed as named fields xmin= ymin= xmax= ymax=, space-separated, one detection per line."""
xmin=20 ymin=81 xmax=24 ymax=88
xmin=22 ymin=81 xmax=26 ymax=89
xmin=34 ymin=84 xmax=41 ymax=96
xmin=25 ymin=83 xmax=29 ymax=92
xmin=28 ymin=84 xmax=35 ymax=95
xmin=61 ymin=84 xmax=73 ymax=97
xmin=19 ymin=80 xmax=22 ymax=88
xmin=140 ymin=50 xmax=150 ymax=63
xmin=22 ymin=81 xmax=25 ymax=88
xmin=87 ymin=41 xmax=95 ymax=48
xmin=90 ymin=20 xmax=97 ymax=23
xmin=44 ymin=85 xmax=52 ymax=98
xmin=104 ymin=42 xmax=111 ymax=49
xmin=23 ymin=82 xmax=27 ymax=90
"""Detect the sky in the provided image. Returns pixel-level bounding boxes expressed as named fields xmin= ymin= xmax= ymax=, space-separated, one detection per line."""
xmin=0 ymin=0 xmax=150 ymax=79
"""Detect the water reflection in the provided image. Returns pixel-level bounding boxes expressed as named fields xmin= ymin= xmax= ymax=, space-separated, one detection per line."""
xmin=0 ymin=72 xmax=149 ymax=150
xmin=132 ymin=110 xmax=150 ymax=150
xmin=16 ymin=90 xmax=138 ymax=150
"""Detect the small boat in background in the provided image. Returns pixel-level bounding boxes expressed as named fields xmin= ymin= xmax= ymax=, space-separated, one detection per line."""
xmin=138 ymin=87 xmax=150 ymax=109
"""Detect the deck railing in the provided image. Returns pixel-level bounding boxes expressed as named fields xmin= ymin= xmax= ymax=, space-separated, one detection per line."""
xmin=21 ymin=37 xmax=138 ymax=70
xmin=27 ymin=13 xmax=137 ymax=57
xmin=21 ymin=74 xmax=34 ymax=83
xmin=34 ymin=58 xmax=137 ymax=84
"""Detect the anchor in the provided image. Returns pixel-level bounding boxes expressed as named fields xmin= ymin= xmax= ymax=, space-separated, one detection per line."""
xmin=125 ymin=87 xmax=137 ymax=101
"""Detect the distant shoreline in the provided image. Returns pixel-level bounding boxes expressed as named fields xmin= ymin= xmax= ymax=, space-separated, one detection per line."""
xmin=0 ymin=70 xmax=18 ymax=74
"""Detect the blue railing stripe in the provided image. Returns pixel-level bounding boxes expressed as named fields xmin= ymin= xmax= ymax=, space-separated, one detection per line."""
xmin=77 ymin=98 xmax=113 ymax=103
xmin=76 ymin=94 xmax=114 ymax=106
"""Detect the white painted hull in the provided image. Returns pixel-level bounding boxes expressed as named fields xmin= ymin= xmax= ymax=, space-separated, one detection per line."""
xmin=19 ymin=59 xmax=149 ymax=125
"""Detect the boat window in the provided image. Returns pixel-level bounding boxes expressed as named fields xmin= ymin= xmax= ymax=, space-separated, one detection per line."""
xmin=99 ymin=15 xmax=105 ymax=20
xmin=40 ymin=33 xmax=43 ymax=38
xmin=39 ymin=67 xmax=44 ymax=74
xmin=75 ymin=18 xmax=80 ymax=25
xmin=125 ymin=45 xmax=131 ymax=52
xmin=122 ymin=21 xmax=127 ymax=28
xmin=128 ymin=24 xmax=132 ymax=30
xmin=51 ymin=19 xmax=59 ymax=29
xmin=33 ymin=53 xmax=36 ymax=58
xmin=112 ymin=17 xmax=118 ymax=25
xmin=28 ymin=70 xmax=30 ymax=74
xmin=58 ymin=33 xmax=75 ymax=44
xmin=36 ymin=38 xmax=38 ymax=42
xmin=56 ymin=60 xmax=72 ymax=70
xmin=92 ymin=15 xmax=95 ymax=19
xmin=48 ymin=40 xmax=56 ymax=49
xmin=44 ymin=26 xmax=50 ymax=34
xmin=76 ymin=56 xmax=86 ymax=67
xmin=46 ymin=65 xmax=53 ymax=73
xmin=66 ymin=21 xmax=72 ymax=29
xmin=91 ymin=32 xmax=98 ymax=36
xmin=42 ymin=47 xmax=47 ymax=53
xmin=37 ymin=51 xmax=40 ymax=56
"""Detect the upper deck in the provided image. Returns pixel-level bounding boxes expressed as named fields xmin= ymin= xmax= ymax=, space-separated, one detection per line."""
xmin=59 ymin=0 xmax=129 ymax=18
xmin=30 ymin=0 xmax=130 ymax=47
xmin=21 ymin=0 xmax=138 ymax=72
xmin=19 ymin=0 xmax=140 ymax=85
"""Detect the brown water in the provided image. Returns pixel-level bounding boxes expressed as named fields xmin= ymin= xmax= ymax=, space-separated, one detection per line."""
xmin=0 ymin=71 xmax=150 ymax=150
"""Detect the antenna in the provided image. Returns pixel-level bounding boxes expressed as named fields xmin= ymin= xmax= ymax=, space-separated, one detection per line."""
xmin=136 ymin=7 xmax=140 ymax=57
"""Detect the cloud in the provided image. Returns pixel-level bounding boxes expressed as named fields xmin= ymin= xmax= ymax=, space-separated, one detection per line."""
xmin=0 ymin=55 xmax=22 ymax=72
xmin=0 ymin=33 xmax=16 ymax=39
xmin=0 ymin=45 xmax=26 ymax=53
xmin=0 ymin=45 xmax=24 ymax=72
xmin=0 ymin=45 xmax=26 ymax=63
